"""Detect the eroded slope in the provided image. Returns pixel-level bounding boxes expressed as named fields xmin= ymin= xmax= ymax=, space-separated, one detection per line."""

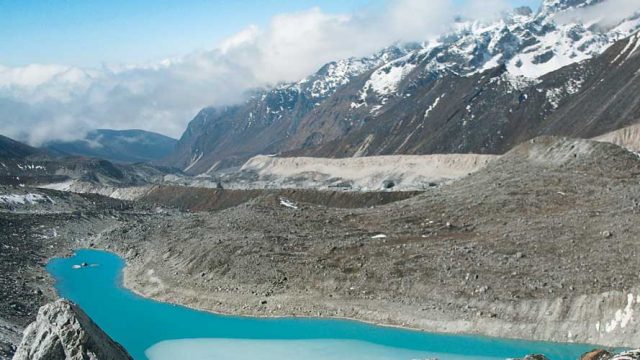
xmin=96 ymin=137 xmax=640 ymax=347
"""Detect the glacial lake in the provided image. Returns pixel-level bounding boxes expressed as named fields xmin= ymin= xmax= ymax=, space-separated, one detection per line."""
xmin=47 ymin=249 xmax=597 ymax=360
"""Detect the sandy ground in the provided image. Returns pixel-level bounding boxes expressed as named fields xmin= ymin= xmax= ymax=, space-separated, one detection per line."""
xmin=594 ymin=124 xmax=640 ymax=153
xmin=230 ymin=153 xmax=498 ymax=191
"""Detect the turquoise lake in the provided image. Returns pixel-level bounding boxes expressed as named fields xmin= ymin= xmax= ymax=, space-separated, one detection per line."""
xmin=47 ymin=249 xmax=597 ymax=360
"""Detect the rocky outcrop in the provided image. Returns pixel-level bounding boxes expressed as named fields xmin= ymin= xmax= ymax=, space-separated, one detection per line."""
xmin=12 ymin=300 xmax=131 ymax=360
xmin=609 ymin=350 xmax=640 ymax=360
xmin=517 ymin=355 xmax=551 ymax=360
xmin=517 ymin=349 xmax=640 ymax=360
xmin=580 ymin=349 xmax=613 ymax=360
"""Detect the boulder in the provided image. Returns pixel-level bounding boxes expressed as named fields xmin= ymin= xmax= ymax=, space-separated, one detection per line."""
xmin=580 ymin=349 xmax=613 ymax=360
xmin=12 ymin=299 xmax=131 ymax=360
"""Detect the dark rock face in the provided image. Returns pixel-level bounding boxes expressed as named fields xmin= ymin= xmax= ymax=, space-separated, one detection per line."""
xmin=45 ymin=129 xmax=178 ymax=164
xmin=0 ymin=136 xmax=42 ymax=159
xmin=12 ymin=300 xmax=132 ymax=360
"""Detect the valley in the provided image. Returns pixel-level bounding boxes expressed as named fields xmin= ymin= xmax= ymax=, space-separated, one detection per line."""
xmin=1 ymin=0 xmax=640 ymax=359
xmin=3 ymin=135 xmax=640 ymax=359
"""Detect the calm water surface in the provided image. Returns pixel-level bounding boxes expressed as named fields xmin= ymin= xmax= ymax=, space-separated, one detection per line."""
xmin=47 ymin=249 xmax=597 ymax=360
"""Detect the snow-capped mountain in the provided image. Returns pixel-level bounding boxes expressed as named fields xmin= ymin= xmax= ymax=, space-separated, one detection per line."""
xmin=349 ymin=0 xmax=639 ymax=113
xmin=294 ymin=32 xmax=640 ymax=158
xmin=168 ymin=0 xmax=640 ymax=174
xmin=165 ymin=44 xmax=418 ymax=172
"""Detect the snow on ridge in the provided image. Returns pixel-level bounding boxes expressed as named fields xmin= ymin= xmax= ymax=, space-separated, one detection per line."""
xmin=16 ymin=164 xmax=46 ymax=171
xmin=280 ymin=45 xmax=420 ymax=101
xmin=272 ymin=3 xmax=637 ymax=112
xmin=545 ymin=75 xmax=586 ymax=109
xmin=307 ymin=58 xmax=372 ymax=99
xmin=359 ymin=55 xmax=416 ymax=100
xmin=415 ymin=6 xmax=640 ymax=80
xmin=0 ymin=193 xmax=50 ymax=205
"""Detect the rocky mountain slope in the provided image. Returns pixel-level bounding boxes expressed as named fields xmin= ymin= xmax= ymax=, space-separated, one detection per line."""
xmin=104 ymin=136 xmax=640 ymax=347
xmin=45 ymin=129 xmax=178 ymax=164
xmin=168 ymin=0 xmax=640 ymax=174
xmin=165 ymin=44 xmax=418 ymax=173
xmin=296 ymin=30 xmax=640 ymax=158
xmin=12 ymin=300 xmax=132 ymax=360
xmin=0 ymin=136 xmax=43 ymax=159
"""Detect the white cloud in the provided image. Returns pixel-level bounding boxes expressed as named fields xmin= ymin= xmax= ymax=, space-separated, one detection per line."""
xmin=553 ymin=0 xmax=640 ymax=28
xmin=0 ymin=0 xmax=511 ymax=146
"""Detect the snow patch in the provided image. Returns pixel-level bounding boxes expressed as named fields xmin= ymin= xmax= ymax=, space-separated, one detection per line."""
xmin=545 ymin=77 xmax=584 ymax=109
xmin=184 ymin=152 xmax=204 ymax=172
xmin=38 ymin=180 xmax=75 ymax=192
xmin=360 ymin=57 xmax=415 ymax=99
xmin=0 ymin=193 xmax=49 ymax=205
xmin=279 ymin=198 xmax=298 ymax=209
xmin=16 ymin=164 xmax=45 ymax=171
xmin=424 ymin=94 xmax=445 ymax=119
xmin=604 ymin=293 xmax=636 ymax=333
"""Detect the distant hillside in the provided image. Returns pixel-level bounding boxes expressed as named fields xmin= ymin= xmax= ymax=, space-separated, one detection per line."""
xmin=0 ymin=133 xmax=174 ymax=187
xmin=45 ymin=129 xmax=177 ymax=164
xmin=0 ymin=134 xmax=43 ymax=158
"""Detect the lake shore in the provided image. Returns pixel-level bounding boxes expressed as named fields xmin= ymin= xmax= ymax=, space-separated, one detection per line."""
xmin=113 ymin=244 xmax=634 ymax=349
xmin=48 ymin=249 xmax=603 ymax=360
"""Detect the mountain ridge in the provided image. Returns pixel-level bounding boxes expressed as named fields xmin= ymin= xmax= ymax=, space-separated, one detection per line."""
xmin=45 ymin=129 xmax=178 ymax=164
xmin=166 ymin=0 xmax=640 ymax=174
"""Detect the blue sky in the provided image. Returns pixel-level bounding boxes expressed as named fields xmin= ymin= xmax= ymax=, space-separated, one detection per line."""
xmin=0 ymin=0 xmax=541 ymax=67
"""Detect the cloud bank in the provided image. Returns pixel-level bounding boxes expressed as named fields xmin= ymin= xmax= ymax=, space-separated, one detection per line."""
xmin=554 ymin=0 xmax=640 ymax=27
xmin=0 ymin=0 xmax=513 ymax=145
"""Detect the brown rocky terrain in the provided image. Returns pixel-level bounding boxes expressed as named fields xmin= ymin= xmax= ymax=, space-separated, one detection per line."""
xmin=139 ymin=186 xmax=422 ymax=212
xmin=83 ymin=136 xmax=640 ymax=347
xmin=2 ymin=135 xmax=640 ymax=358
